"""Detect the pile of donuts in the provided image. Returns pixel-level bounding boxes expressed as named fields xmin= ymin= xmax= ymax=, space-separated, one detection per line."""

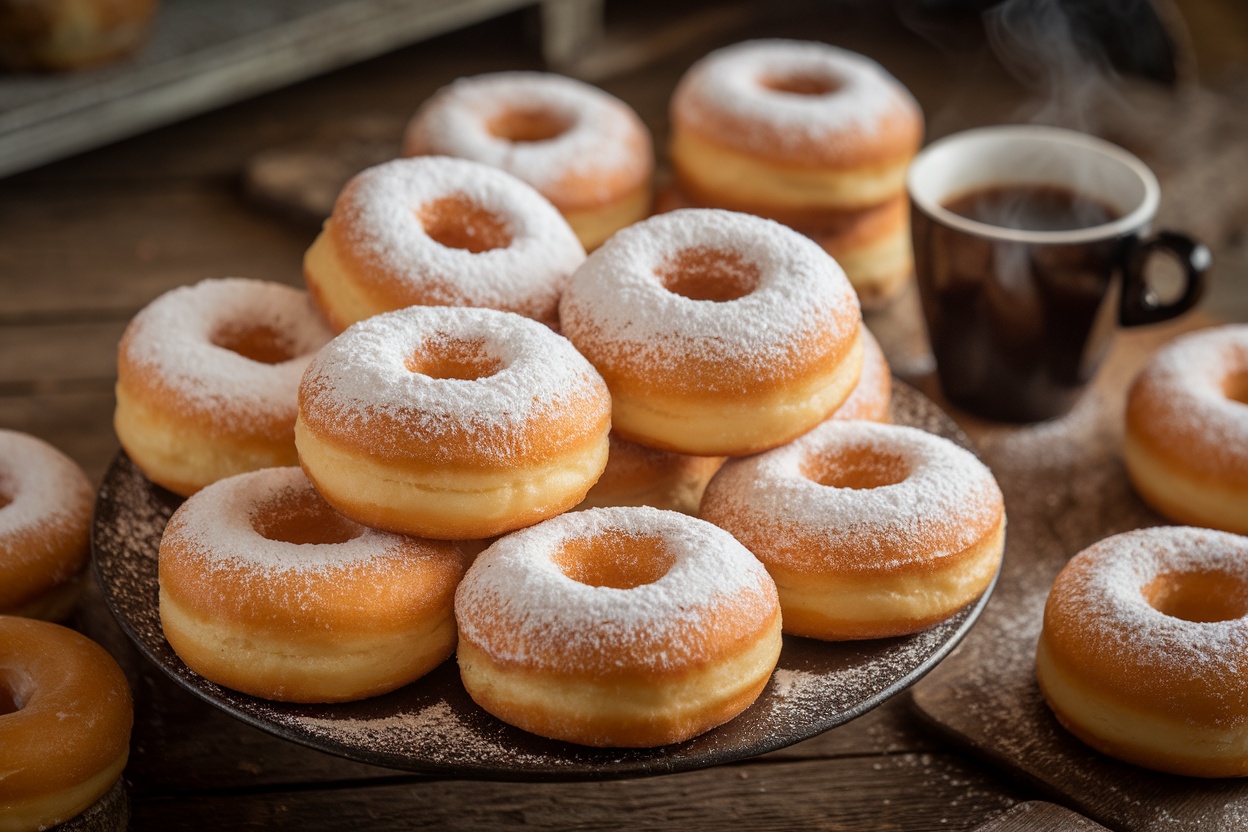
xmin=106 ymin=38 xmax=1010 ymax=753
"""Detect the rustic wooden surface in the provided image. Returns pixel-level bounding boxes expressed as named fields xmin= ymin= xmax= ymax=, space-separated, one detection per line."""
xmin=972 ymin=802 xmax=1112 ymax=832
xmin=1 ymin=2 xmax=1245 ymax=829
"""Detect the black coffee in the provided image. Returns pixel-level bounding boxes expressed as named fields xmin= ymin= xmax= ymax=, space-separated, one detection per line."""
xmin=943 ymin=184 xmax=1120 ymax=232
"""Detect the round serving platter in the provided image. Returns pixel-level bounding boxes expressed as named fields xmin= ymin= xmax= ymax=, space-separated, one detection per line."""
xmin=92 ymin=380 xmax=996 ymax=781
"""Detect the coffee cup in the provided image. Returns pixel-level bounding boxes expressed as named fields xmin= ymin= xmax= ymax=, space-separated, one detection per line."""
xmin=907 ymin=125 xmax=1209 ymax=422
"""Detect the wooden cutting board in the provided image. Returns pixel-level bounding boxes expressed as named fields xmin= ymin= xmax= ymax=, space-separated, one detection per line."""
xmin=910 ymin=315 xmax=1248 ymax=832
xmin=973 ymin=802 xmax=1110 ymax=832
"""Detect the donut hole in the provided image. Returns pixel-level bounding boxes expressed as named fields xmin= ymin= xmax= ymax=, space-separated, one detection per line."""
xmin=405 ymin=336 xmax=501 ymax=381
xmin=553 ymin=531 xmax=676 ymax=590
xmin=657 ymin=247 xmax=762 ymax=302
xmin=487 ymin=107 xmax=573 ymax=143
xmin=1225 ymin=370 xmax=1248 ymax=407
xmin=804 ymin=447 xmax=908 ymax=490
xmin=761 ymin=71 xmax=842 ymax=97
xmin=419 ymin=195 xmax=513 ymax=253
xmin=0 ymin=680 xmax=20 ymax=715
xmin=1143 ymin=571 xmax=1248 ymax=623
xmin=252 ymin=488 xmax=364 ymax=546
xmin=212 ymin=324 xmax=298 ymax=365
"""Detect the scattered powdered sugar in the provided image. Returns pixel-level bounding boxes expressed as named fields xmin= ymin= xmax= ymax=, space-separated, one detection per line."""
xmin=702 ymin=421 xmax=1002 ymax=572
xmin=455 ymin=506 xmax=777 ymax=673
xmin=1051 ymin=526 xmax=1248 ymax=683
xmin=671 ymin=39 xmax=920 ymax=154
xmin=1128 ymin=324 xmax=1248 ymax=480
xmin=0 ymin=429 xmax=93 ymax=563
xmin=559 ymin=209 xmax=859 ymax=392
xmin=299 ymin=305 xmax=609 ymax=463
xmin=403 ymin=72 xmax=652 ymax=201
xmin=332 ymin=157 xmax=585 ymax=319
xmin=118 ymin=278 xmax=332 ymax=430
xmin=163 ymin=467 xmax=417 ymax=575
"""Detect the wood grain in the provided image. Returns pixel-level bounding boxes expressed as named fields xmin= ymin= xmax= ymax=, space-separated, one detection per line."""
xmin=972 ymin=802 xmax=1110 ymax=832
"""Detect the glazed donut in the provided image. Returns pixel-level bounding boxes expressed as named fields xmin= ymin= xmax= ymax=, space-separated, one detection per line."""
xmin=0 ymin=616 xmax=132 ymax=831
xmin=827 ymin=326 xmax=891 ymax=423
xmin=1037 ymin=526 xmax=1248 ymax=777
xmin=454 ymin=506 xmax=782 ymax=747
xmin=296 ymin=305 xmax=611 ymax=539
xmin=0 ymin=0 xmax=158 ymax=71
xmin=669 ymin=40 xmax=922 ymax=221
xmin=559 ymin=208 xmax=863 ymax=457
xmin=403 ymin=72 xmax=653 ymax=251
xmin=576 ymin=433 xmax=725 ymax=515
xmin=303 ymin=156 xmax=585 ymax=331
xmin=699 ymin=421 xmax=1004 ymax=639
xmin=158 ymin=467 xmax=468 ymax=703
xmin=656 ymin=184 xmax=912 ymax=307
xmin=1124 ymin=325 xmax=1248 ymax=535
xmin=0 ymin=430 xmax=94 ymax=621
xmin=114 ymin=278 xmax=333 ymax=497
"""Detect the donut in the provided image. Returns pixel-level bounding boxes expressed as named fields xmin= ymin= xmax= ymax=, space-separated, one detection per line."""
xmin=454 ymin=506 xmax=782 ymax=747
xmin=1037 ymin=526 xmax=1248 ymax=777
xmin=403 ymin=72 xmax=653 ymax=251
xmin=303 ymin=156 xmax=585 ymax=331
xmin=0 ymin=616 xmax=132 ymax=830
xmin=158 ymin=467 xmax=468 ymax=703
xmin=699 ymin=421 xmax=1004 ymax=639
xmin=828 ymin=326 xmax=891 ymax=423
xmin=656 ymin=184 xmax=912 ymax=308
xmin=0 ymin=0 xmax=158 ymax=71
xmin=669 ymin=40 xmax=923 ymax=222
xmin=576 ymin=433 xmax=725 ymax=515
xmin=559 ymin=208 xmax=864 ymax=457
xmin=114 ymin=278 xmax=334 ymax=497
xmin=1124 ymin=325 xmax=1248 ymax=535
xmin=0 ymin=430 xmax=94 ymax=621
xmin=296 ymin=305 xmax=611 ymax=539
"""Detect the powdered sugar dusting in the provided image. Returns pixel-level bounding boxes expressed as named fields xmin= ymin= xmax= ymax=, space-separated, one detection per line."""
xmin=332 ymin=157 xmax=584 ymax=322
xmin=1129 ymin=324 xmax=1248 ymax=481
xmin=403 ymin=72 xmax=652 ymax=202
xmin=559 ymin=209 xmax=859 ymax=392
xmin=672 ymin=39 xmax=920 ymax=154
xmin=117 ymin=278 xmax=332 ymax=431
xmin=702 ymin=421 xmax=1002 ymax=572
xmin=299 ymin=305 xmax=609 ymax=463
xmin=162 ymin=467 xmax=418 ymax=575
xmin=0 ymin=429 xmax=93 ymax=562
xmin=829 ymin=327 xmax=890 ymax=422
xmin=455 ymin=506 xmax=778 ymax=673
xmin=1049 ymin=526 xmax=1248 ymax=683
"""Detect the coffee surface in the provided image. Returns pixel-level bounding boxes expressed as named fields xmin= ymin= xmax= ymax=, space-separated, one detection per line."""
xmin=944 ymin=184 xmax=1119 ymax=232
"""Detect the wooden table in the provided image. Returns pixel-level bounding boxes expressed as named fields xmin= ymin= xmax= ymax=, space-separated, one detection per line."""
xmin=2 ymin=4 xmax=1246 ymax=830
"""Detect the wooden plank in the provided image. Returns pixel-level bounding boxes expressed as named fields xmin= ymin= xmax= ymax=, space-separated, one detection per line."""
xmin=0 ymin=184 xmax=308 ymax=320
xmin=972 ymin=802 xmax=1111 ymax=832
xmin=128 ymin=754 xmax=1021 ymax=831
xmin=0 ymin=321 xmax=126 ymax=388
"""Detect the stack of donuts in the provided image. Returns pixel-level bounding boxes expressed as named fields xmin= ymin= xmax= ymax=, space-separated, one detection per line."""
xmin=101 ymin=41 xmax=1006 ymax=753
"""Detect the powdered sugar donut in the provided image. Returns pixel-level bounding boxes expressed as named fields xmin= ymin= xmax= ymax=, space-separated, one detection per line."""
xmin=114 ymin=278 xmax=333 ymax=497
xmin=0 ymin=430 xmax=94 ymax=621
xmin=559 ymin=208 xmax=863 ymax=457
xmin=828 ymin=326 xmax=891 ymax=423
xmin=296 ymin=305 xmax=611 ymax=539
xmin=158 ymin=467 xmax=468 ymax=703
xmin=699 ymin=421 xmax=1004 ymax=640
xmin=304 ymin=156 xmax=585 ymax=331
xmin=455 ymin=506 xmax=782 ymax=747
xmin=1125 ymin=325 xmax=1248 ymax=534
xmin=403 ymin=72 xmax=653 ymax=251
xmin=576 ymin=433 xmax=725 ymax=515
xmin=1037 ymin=526 xmax=1248 ymax=777
xmin=669 ymin=40 xmax=922 ymax=221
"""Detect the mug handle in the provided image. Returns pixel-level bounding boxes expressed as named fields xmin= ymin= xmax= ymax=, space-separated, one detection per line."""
xmin=1119 ymin=231 xmax=1211 ymax=327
